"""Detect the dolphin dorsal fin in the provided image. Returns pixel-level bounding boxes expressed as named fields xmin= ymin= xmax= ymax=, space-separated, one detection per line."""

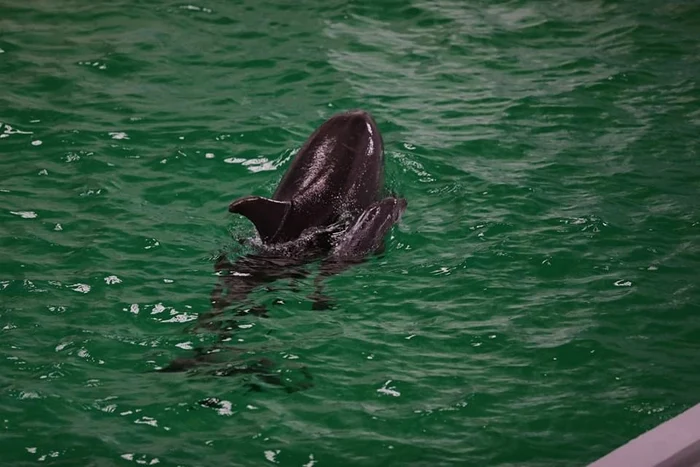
xmin=229 ymin=196 xmax=291 ymax=243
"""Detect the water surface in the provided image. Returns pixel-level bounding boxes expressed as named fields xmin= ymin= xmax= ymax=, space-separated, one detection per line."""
xmin=2 ymin=0 xmax=700 ymax=465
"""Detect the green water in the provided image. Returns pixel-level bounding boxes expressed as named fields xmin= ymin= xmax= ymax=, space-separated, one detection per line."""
xmin=2 ymin=0 xmax=700 ymax=465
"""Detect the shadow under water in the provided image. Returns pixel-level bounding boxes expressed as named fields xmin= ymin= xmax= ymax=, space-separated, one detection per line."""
xmin=159 ymin=225 xmax=346 ymax=392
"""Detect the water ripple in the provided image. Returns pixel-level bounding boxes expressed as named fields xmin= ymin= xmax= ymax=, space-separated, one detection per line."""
xmin=1 ymin=0 xmax=700 ymax=465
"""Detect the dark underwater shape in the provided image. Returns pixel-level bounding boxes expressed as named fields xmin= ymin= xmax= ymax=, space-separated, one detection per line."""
xmin=162 ymin=110 xmax=407 ymax=385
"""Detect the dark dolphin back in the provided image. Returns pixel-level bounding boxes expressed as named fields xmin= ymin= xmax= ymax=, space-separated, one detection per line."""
xmin=229 ymin=110 xmax=385 ymax=245
xmin=273 ymin=110 xmax=384 ymax=220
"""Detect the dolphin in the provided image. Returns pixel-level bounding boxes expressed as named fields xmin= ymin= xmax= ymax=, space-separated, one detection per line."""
xmin=309 ymin=196 xmax=408 ymax=310
xmin=329 ymin=196 xmax=408 ymax=261
xmin=161 ymin=110 xmax=406 ymax=384
xmin=228 ymin=110 xmax=388 ymax=245
xmin=211 ymin=110 xmax=407 ymax=312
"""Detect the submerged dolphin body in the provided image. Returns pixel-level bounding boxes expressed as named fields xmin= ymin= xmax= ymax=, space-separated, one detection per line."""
xmin=162 ymin=110 xmax=406 ymax=385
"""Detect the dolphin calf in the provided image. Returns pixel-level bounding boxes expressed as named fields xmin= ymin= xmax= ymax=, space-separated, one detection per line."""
xmin=330 ymin=196 xmax=408 ymax=261
xmin=309 ymin=196 xmax=408 ymax=310
xmin=162 ymin=110 xmax=406 ymax=384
